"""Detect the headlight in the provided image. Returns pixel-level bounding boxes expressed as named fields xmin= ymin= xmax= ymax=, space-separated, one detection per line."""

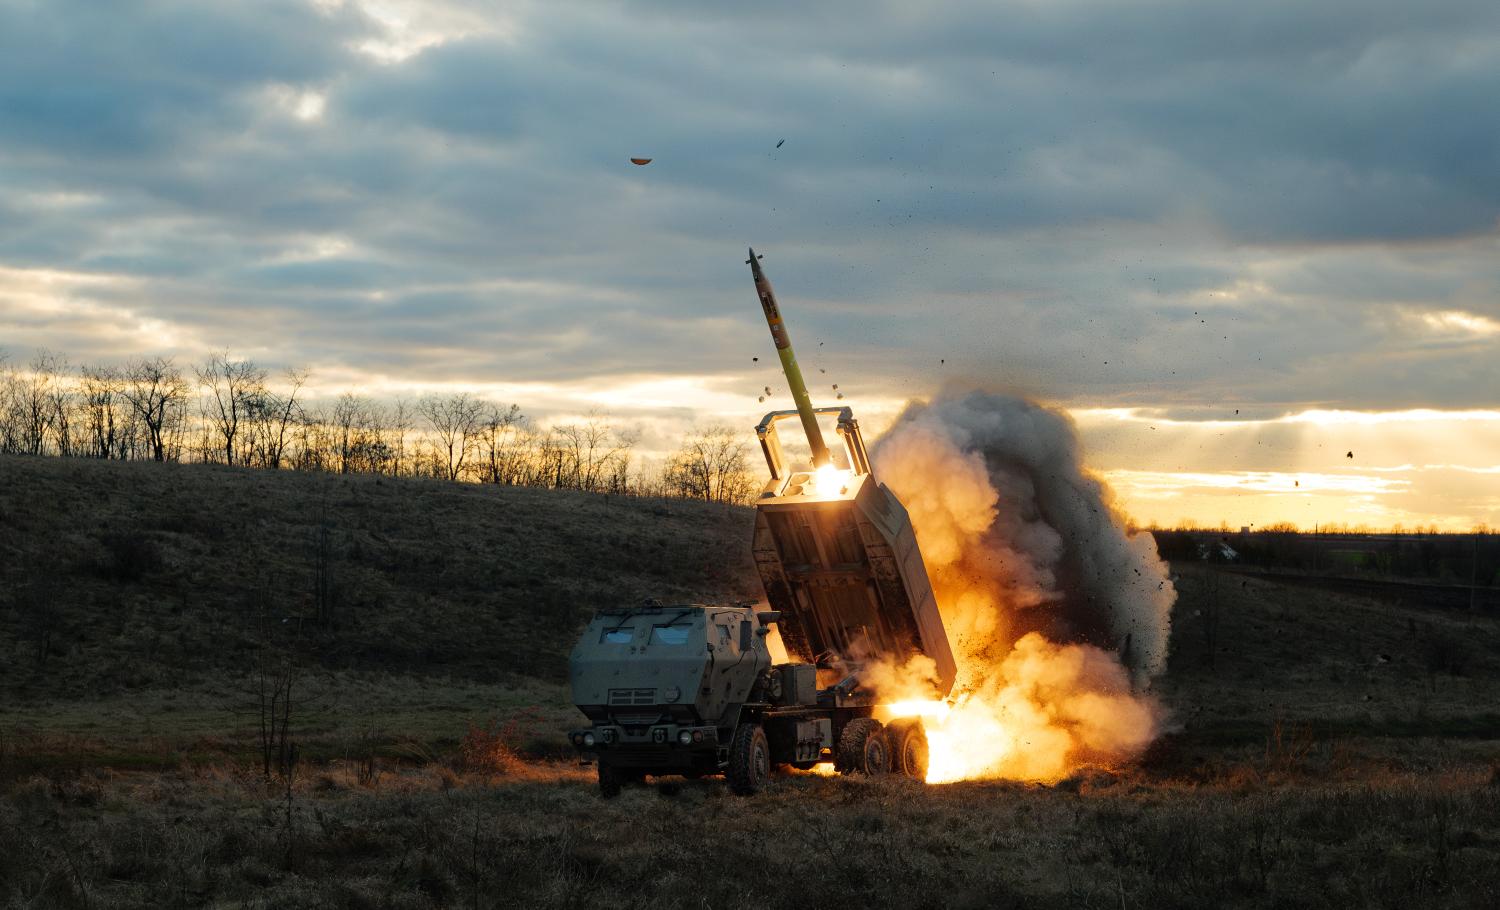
xmin=583 ymin=732 xmax=596 ymax=748
xmin=677 ymin=730 xmax=693 ymax=745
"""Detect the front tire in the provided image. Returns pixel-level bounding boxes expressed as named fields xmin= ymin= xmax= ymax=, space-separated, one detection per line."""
xmin=837 ymin=718 xmax=889 ymax=775
xmin=727 ymin=724 xmax=771 ymax=795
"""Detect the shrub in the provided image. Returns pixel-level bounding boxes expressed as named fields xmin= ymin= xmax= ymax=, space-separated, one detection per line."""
xmin=100 ymin=531 xmax=162 ymax=582
xmin=457 ymin=720 xmax=518 ymax=775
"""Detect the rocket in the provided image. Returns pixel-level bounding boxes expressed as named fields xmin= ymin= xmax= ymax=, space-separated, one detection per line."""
xmin=747 ymin=248 xmax=832 ymax=468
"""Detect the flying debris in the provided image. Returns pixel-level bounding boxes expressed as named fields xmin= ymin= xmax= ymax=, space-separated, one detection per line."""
xmin=758 ymin=396 xmax=765 ymax=403
xmin=764 ymin=386 xmax=772 ymax=396
xmin=776 ymin=139 xmax=785 ymax=148
xmin=1295 ymin=480 xmax=1299 ymax=487
xmin=836 ymin=392 xmax=844 ymax=400
xmin=1346 ymin=451 xmax=1354 ymax=459
xmin=831 ymin=384 xmax=839 ymax=390
xmin=629 ymin=157 xmax=653 ymax=165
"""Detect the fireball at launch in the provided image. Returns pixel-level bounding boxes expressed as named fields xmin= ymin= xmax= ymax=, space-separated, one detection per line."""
xmin=870 ymin=391 xmax=1176 ymax=782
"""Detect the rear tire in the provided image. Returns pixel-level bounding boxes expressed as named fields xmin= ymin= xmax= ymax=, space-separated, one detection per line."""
xmin=727 ymin=724 xmax=771 ymax=795
xmin=836 ymin=718 xmax=889 ymax=775
xmin=885 ymin=719 xmax=929 ymax=781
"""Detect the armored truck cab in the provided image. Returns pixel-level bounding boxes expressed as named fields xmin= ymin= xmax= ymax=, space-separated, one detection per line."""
xmin=569 ymin=602 xmax=770 ymax=789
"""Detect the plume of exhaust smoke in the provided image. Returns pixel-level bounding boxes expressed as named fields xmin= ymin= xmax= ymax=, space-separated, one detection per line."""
xmin=869 ymin=390 xmax=1175 ymax=780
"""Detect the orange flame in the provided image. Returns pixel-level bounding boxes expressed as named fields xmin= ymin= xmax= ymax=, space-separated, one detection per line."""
xmin=874 ymin=633 xmax=1161 ymax=783
xmin=864 ymin=395 xmax=1173 ymax=783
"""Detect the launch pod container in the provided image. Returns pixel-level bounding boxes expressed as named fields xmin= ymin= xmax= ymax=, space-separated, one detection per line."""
xmin=751 ymin=405 xmax=956 ymax=697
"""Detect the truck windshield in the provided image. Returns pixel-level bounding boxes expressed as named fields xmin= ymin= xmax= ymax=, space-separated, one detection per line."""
xmin=599 ymin=628 xmax=634 ymax=644
xmin=649 ymin=626 xmax=690 ymax=645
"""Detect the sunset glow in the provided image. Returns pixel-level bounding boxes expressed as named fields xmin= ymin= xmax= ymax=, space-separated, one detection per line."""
xmin=1 ymin=0 xmax=1496 ymax=533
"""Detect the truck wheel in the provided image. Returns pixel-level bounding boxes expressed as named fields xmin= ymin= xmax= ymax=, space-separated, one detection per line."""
xmin=836 ymin=718 xmax=889 ymax=775
xmin=885 ymin=719 xmax=929 ymax=781
xmin=727 ymin=724 xmax=771 ymax=795
xmin=597 ymin=762 xmax=623 ymax=798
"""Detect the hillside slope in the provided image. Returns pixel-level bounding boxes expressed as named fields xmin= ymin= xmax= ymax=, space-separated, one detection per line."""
xmin=0 ymin=454 xmax=759 ymax=702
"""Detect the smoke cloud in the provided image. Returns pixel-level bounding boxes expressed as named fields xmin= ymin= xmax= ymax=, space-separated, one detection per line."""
xmin=869 ymin=390 xmax=1175 ymax=780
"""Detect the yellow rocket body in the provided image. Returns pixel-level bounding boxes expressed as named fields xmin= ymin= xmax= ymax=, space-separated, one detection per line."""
xmin=748 ymin=249 xmax=832 ymax=469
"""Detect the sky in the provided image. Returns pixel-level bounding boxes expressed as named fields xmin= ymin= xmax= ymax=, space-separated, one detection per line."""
xmin=1 ymin=0 xmax=1498 ymax=530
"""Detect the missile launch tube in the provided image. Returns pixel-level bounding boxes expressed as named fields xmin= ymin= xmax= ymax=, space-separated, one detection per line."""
xmin=747 ymin=248 xmax=832 ymax=468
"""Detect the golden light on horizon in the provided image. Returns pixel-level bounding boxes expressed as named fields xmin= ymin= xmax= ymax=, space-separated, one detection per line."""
xmin=1072 ymin=406 xmax=1500 ymax=531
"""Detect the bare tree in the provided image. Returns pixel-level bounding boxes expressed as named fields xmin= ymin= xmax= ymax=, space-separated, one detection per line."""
xmin=123 ymin=356 xmax=190 ymax=462
xmin=476 ymin=403 xmax=525 ymax=484
xmin=40 ymin=352 xmax=79 ymax=457
xmin=663 ymin=425 xmax=757 ymax=503
xmin=0 ymin=351 xmax=11 ymax=452
xmin=388 ymin=396 xmax=414 ymax=477
xmin=291 ymin=406 xmax=330 ymax=472
xmin=246 ymin=368 xmax=306 ymax=469
xmin=555 ymin=413 xmax=635 ymax=492
xmin=5 ymin=350 xmax=65 ymax=456
xmin=79 ymin=364 xmax=137 ymax=459
xmin=353 ymin=400 xmax=395 ymax=475
xmin=329 ymin=392 xmax=375 ymax=474
xmin=419 ymin=392 xmax=486 ymax=482
xmin=0 ymin=343 xmax=712 ymax=503
xmin=197 ymin=352 xmax=268 ymax=465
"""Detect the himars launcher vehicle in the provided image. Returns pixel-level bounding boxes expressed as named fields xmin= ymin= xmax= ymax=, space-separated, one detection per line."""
xmin=567 ymin=250 xmax=956 ymax=796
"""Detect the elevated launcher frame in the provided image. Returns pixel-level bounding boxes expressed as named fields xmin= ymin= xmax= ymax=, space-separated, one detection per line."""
xmin=750 ymin=407 xmax=957 ymax=699
xmin=746 ymin=247 xmax=956 ymax=700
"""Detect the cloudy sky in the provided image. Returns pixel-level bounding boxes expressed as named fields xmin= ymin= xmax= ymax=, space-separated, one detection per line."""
xmin=2 ymin=0 xmax=1498 ymax=529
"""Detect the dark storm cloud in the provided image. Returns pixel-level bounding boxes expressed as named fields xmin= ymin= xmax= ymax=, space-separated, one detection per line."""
xmin=0 ymin=0 xmax=1497 ymax=416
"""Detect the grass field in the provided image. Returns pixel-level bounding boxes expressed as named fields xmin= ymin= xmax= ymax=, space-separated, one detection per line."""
xmin=2 ymin=454 xmax=1498 ymax=908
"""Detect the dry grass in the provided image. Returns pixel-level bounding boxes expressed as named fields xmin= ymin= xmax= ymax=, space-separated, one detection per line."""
xmin=2 ymin=455 xmax=1499 ymax=907
xmin=1 ymin=762 xmax=1497 ymax=909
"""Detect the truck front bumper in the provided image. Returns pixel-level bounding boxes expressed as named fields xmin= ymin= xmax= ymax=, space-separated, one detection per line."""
xmin=570 ymin=724 xmax=720 ymax=767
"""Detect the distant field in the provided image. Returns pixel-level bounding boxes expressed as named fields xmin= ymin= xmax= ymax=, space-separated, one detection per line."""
xmin=2 ymin=455 xmax=1499 ymax=908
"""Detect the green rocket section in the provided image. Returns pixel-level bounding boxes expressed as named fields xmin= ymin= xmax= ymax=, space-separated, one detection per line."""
xmin=748 ymin=248 xmax=832 ymax=469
